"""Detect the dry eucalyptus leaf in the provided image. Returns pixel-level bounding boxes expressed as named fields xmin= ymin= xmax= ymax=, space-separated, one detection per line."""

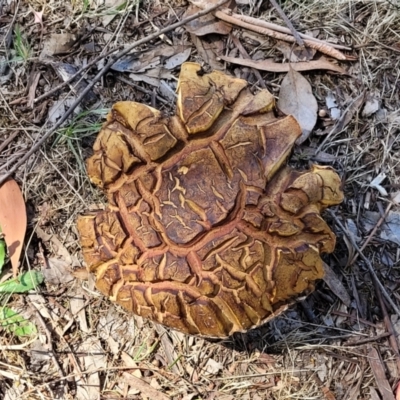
xmin=129 ymin=72 xmax=160 ymax=87
xmin=122 ymin=373 xmax=169 ymax=400
xmin=277 ymin=68 xmax=318 ymax=144
xmin=76 ymin=338 xmax=106 ymax=400
xmin=40 ymin=33 xmax=76 ymax=58
xmin=184 ymin=1 xmax=234 ymax=36
xmin=364 ymin=211 xmax=400 ymax=246
xmin=219 ymin=55 xmax=346 ymax=74
xmin=0 ymin=179 xmax=26 ymax=277
xmin=42 ymin=258 xmax=74 ymax=285
xmin=164 ymin=48 xmax=192 ymax=69
xmin=159 ymin=80 xmax=177 ymax=102
xmin=322 ymin=263 xmax=351 ymax=306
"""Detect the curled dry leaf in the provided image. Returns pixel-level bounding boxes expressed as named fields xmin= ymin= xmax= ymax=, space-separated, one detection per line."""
xmin=219 ymin=54 xmax=346 ymax=74
xmin=277 ymin=68 xmax=318 ymax=144
xmin=0 ymin=179 xmax=27 ymax=277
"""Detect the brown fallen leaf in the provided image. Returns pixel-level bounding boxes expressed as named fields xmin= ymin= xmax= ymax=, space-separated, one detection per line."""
xmin=185 ymin=14 xmax=230 ymax=36
xmin=277 ymin=67 xmax=318 ymax=144
xmin=40 ymin=33 xmax=77 ymax=58
xmin=0 ymin=179 xmax=27 ymax=277
xmin=184 ymin=2 xmax=233 ymax=36
xmin=76 ymin=338 xmax=107 ymax=400
xmin=367 ymin=347 xmax=395 ymax=400
xmin=219 ymin=54 xmax=347 ymax=74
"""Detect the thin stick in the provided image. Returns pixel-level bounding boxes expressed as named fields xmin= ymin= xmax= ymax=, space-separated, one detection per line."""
xmin=350 ymin=202 xmax=393 ymax=265
xmin=343 ymin=332 xmax=392 ymax=346
xmin=215 ymin=10 xmax=348 ymax=60
xmin=230 ymin=12 xmax=352 ymax=50
xmin=0 ymin=0 xmax=229 ymax=187
xmin=268 ymin=0 xmax=304 ymax=47
xmin=329 ymin=210 xmax=400 ymax=318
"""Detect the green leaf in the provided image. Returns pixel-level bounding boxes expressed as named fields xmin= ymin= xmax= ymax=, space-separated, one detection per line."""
xmin=0 ymin=237 xmax=6 ymax=274
xmin=0 ymin=306 xmax=37 ymax=337
xmin=0 ymin=271 xmax=44 ymax=293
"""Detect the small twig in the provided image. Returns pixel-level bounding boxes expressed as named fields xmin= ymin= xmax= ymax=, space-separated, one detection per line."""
xmin=350 ymin=201 xmax=393 ymax=265
xmin=268 ymin=0 xmax=304 ymax=47
xmin=343 ymin=332 xmax=392 ymax=346
xmin=215 ymin=10 xmax=348 ymax=60
xmin=230 ymin=12 xmax=352 ymax=50
xmin=0 ymin=0 xmax=229 ymax=187
xmin=329 ymin=210 xmax=400 ymax=318
xmin=0 ymin=131 xmax=19 ymax=154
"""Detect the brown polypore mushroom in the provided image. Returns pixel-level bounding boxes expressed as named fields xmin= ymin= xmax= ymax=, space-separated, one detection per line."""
xmin=77 ymin=62 xmax=343 ymax=338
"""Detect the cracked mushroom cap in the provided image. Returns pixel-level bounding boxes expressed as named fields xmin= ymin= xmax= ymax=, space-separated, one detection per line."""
xmin=77 ymin=62 xmax=344 ymax=338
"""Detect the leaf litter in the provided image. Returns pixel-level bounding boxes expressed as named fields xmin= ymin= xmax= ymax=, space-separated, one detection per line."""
xmin=1 ymin=0 xmax=400 ymax=399
xmin=277 ymin=67 xmax=318 ymax=144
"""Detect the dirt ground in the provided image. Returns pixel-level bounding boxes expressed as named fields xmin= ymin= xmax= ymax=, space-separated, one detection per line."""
xmin=1 ymin=0 xmax=400 ymax=399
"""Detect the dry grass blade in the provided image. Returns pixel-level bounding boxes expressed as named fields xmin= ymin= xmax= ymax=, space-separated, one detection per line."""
xmin=0 ymin=179 xmax=26 ymax=277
